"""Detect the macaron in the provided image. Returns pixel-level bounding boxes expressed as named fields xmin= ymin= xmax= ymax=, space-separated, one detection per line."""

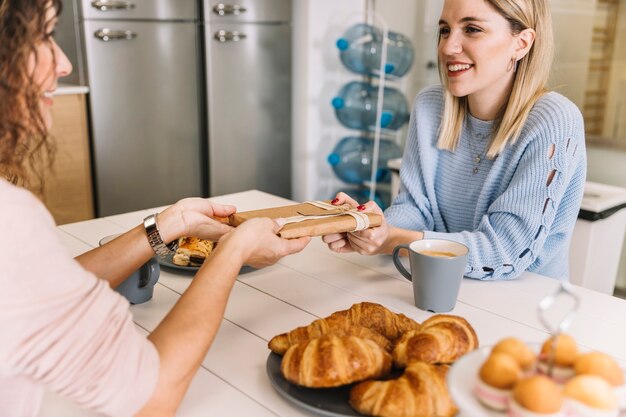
xmin=564 ymin=375 xmax=619 ymax=417
xmin=538 ymin=334 xmax=579 ymax=384
xmin=574 ymin=354 xmax=626 ymax=412
xmin=509 ymin=375 xmax=565 ymax=417
xmin=475 ymin=352 xmax=521 ymax=411
xmin=492 ymin=337 xmax=536 ymax=372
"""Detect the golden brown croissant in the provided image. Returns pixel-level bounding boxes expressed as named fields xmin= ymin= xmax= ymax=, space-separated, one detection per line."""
xmin=393 ymin=314 xmax=479 ymax=367
xmin=349 ymin=361 xmax=458 ymax=417
xmin=328 ymin=302 xmax=420 ymax=341
xmin=280 ymin=335 xmax=392 ymax=388
xmin=269 ymin=317 xmax=392 ymax=355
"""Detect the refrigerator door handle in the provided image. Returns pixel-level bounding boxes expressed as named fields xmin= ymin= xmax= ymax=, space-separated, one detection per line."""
xmin=94 ymin=28 xmax=137 ymax=42
xmin=213 ymin=4 xmax=247 ymax=16
xmin=91 ymin=0 xmax=135 ymax=11
xmin=214 ymin=30 xmax=247 ymax=43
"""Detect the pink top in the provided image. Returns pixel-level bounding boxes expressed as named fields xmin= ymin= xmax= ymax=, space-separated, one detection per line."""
xmin=0 ymin=179 xmax=159 ymax=417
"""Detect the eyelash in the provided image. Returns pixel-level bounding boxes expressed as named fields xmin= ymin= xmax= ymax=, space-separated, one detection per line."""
xmin=438 ymin=26 xmax=482 ymax=37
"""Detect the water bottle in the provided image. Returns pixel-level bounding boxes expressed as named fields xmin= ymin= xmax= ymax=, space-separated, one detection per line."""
xmin=331 ymin=81 xmax=409 ymax=131
xmin=327 ymin=136 xmax=403 ymax=185
xmin=330 ymin=186 xmax=391 ymax=210
xmin=336 ymin=23 xmax=414 ymax=78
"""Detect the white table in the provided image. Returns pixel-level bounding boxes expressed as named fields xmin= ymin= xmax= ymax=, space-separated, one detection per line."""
xmin=41 ymin=190 xmax=626 ymax=417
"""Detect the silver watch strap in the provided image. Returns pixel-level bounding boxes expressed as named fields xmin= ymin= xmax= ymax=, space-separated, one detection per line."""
xmin=143 ymin=214 xmax=178 ymax=258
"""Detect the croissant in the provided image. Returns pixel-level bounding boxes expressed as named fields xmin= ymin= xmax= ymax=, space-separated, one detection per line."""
xmin=269 ymin=317 xmax=392 ymax=355
xmin=328 ymin=302 xmax=420 ymax=341
xmin=393 ymin=314 xmax=478 ymax=367
xmin=280 ymin=335 xmax=392 ymax=388
xmin=350 ymin=361 xmax=458 ymax=417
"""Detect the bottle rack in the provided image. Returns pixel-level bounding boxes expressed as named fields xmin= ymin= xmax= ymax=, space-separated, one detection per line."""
xmin=329 ymin=11 xmax=413 ymax=209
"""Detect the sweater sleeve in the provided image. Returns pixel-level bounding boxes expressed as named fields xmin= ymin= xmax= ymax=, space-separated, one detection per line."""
xmin=423 ymin=95 xmax=586 ymax=280
xmin=0 ymin=183 xmax=159 ymax=417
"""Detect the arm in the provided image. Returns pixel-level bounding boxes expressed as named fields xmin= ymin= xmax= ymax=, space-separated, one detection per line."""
xmin=425 ymin=98 xmax=586 ymax=280
xmin=134 ymin=218 xmax=310 ymax=416
xmin=75 ymin=198 xmax=234 ymax=288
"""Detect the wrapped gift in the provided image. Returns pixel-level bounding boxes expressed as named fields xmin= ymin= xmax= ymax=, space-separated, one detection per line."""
xmin=228 ymin=201 xmax=382 ymax=239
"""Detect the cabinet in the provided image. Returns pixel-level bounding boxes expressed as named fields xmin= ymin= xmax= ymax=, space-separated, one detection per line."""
xmin=43 ymin=93 xmax=94 ymax=225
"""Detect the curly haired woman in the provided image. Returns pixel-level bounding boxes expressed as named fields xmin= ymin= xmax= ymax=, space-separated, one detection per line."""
xmin=0 ymin=1 xmax=310 ymax=416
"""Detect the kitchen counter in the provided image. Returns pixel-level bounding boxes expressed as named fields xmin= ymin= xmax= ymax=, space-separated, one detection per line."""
xmin=54 ymin=82 xmax=89 ymax=96
xmin=41 ymin=190 xmax=626 ymax=416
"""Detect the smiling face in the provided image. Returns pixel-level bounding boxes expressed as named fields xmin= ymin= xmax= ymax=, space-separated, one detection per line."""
xmin=28 ymin=3 xmax=72 ymax=129
xmin=438 ymin=0 xmax=532 ymax=119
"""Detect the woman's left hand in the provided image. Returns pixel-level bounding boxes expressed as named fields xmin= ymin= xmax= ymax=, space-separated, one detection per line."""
xmin=322 ymin=200 xmax=390 ymax=255
xmin=157 ymin=197 xmax=236 ymax=243
xmin=345 ymin=201 xmax=390 ymax=255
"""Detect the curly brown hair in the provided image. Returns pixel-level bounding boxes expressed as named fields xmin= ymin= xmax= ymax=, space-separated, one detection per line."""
xmin=0 ymin=0 xmax=62 ymax=192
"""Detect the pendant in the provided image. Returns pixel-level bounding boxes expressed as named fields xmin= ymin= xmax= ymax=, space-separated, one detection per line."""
xmin=473 ymin=167 xmax=479 ymax=174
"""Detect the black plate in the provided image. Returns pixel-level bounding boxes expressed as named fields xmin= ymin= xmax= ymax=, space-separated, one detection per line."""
xmin=265 ymin=352 xmax=362 ymax=417
xmin=158 ymin=253 xmax=254 ymax=275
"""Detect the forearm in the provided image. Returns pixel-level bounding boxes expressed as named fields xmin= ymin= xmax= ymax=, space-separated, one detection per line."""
xmin=136 ymin=243 xmax=245 ymax=416
xmin=75 ymin=225 xmax=155 ymax=288
xmin=379 ymin=226 xmax=424 ymax=254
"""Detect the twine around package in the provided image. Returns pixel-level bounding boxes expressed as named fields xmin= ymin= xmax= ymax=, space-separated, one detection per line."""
xmin=228 ymin=201 xmax=382 ymax=239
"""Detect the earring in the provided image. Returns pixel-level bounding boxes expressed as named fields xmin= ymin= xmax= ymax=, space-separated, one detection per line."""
xmin=507 ymin=55 xmax=518 ymax=73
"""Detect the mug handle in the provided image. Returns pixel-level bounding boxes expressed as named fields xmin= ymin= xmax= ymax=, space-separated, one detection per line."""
xmin=140 ymin=259 xmax=160 ymax=288
xmin=392 ymin=244 xmax=412 ymax=281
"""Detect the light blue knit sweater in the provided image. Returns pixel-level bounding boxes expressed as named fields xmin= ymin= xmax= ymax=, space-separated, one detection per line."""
xmin=385 ymin=85 xmax=586 ymax=280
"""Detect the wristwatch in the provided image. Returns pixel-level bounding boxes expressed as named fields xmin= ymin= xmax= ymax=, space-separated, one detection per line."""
xmin=143 ymin=214 xmax=178 ymax=258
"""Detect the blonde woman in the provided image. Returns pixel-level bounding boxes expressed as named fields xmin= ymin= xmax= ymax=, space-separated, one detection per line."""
xmin=324 ymin=0 xmax=586 ymax=281
xmin=0 ymin=1 xmax=309 ymax=416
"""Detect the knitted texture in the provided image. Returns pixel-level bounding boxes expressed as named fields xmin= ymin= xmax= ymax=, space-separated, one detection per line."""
xmin=385 ymin=85 xmax=586 ymax=280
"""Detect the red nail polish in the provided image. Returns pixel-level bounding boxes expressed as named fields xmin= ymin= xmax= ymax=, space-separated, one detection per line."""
xmin=331 ymin=198 xmax=339 ymax=204
xmin=357 ymin=204 xmax=366 ymax=211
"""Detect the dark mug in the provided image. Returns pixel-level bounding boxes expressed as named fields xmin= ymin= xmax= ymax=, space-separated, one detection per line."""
xmin=99 ymin=234 xmax=160 ymax=304
xmin=392 ymin=239 xmax=468 ymax=313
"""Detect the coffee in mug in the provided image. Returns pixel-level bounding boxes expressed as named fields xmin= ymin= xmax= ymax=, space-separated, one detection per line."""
xmin=392 ymin=239 xmax=468 ymax=313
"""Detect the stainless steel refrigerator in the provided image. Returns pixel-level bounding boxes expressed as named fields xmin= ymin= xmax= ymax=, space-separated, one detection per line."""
xmin=82 ymin=0 xmax=292 ymax=216
xmin=203 ymin=0 xmax=292 ymax=198
xmin=82 ymin=0 xmax=204 ymax=216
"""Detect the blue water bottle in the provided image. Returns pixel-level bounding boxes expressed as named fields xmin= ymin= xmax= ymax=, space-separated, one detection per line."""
xmin=336 ymin=23 xmax=414 ymax=78
xmin=327 ymin=136 xmax=403 ymax=184
xmin=331 ymin=81 xmax=409 ymax=131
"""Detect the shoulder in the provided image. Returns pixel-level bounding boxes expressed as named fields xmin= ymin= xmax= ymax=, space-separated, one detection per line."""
xmin=525 ymin=92 xmax=584 ymax=136
xmin=414 ymin=84 xmax=444 ymax=106
xmin=0 ymin=178 xmax=53 ymax=223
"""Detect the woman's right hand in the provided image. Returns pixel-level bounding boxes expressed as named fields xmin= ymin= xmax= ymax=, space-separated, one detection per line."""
xmin=218 ymin=218 xmax=311 ymax=269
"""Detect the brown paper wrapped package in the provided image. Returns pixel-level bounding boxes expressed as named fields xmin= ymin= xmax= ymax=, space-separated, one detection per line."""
xmin=228 ymin=201 xmax=382 ymax=239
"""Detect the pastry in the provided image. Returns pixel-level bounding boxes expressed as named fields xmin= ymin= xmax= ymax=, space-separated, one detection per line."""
xmin=172 ymin=236 xmax=214 ymax=266
xmin=327 ymin=302 xmax=420 ymax=341
xmin=268 ymin=318 xmax=391 ymax=355
xmin=392 ymin=314 xmax=478 ymax=367
xmin=564 ymin=375 xmax=619 ymax=417
xmin=491 ymin=337 xmax=536 ymax=372
xmin=475 ymin=352 xmax=522 ymax=411
xmin=575 ymin=351 xmax=626 ymax=411
xmin=509 ymin=375 xmax=565 ymax=417
xmin=349 ymin=361 xmax=457 ymax=417
xmin=538 ymin=333 xmax=579 ymax=383
xmin=280 ymin=334 xmax=392 ymax=388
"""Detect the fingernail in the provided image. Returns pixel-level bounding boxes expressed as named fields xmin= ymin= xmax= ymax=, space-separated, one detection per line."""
xmin=331 ymin=198 xmax=339 ymax=204
xmin=275 ymin=218 xmax=286 ymax=228
xmin=357 ymin=204 xmax=366 ymax=211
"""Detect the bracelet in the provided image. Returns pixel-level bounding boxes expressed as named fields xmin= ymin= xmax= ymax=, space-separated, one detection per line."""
xmin=143 ymin=214 xmax=179 ymax=258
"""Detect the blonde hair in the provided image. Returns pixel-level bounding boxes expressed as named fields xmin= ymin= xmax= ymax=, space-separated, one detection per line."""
xmin=437 ymin=0 xmax=554 ymax=158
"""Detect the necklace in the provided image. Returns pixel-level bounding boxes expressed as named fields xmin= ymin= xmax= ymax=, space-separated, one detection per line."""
xmin=466 ymin=119 xmax=485 ymax=175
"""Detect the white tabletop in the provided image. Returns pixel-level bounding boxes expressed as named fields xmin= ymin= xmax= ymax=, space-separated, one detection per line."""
xmin=41 ymin=190 xmax=626 ymax=417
